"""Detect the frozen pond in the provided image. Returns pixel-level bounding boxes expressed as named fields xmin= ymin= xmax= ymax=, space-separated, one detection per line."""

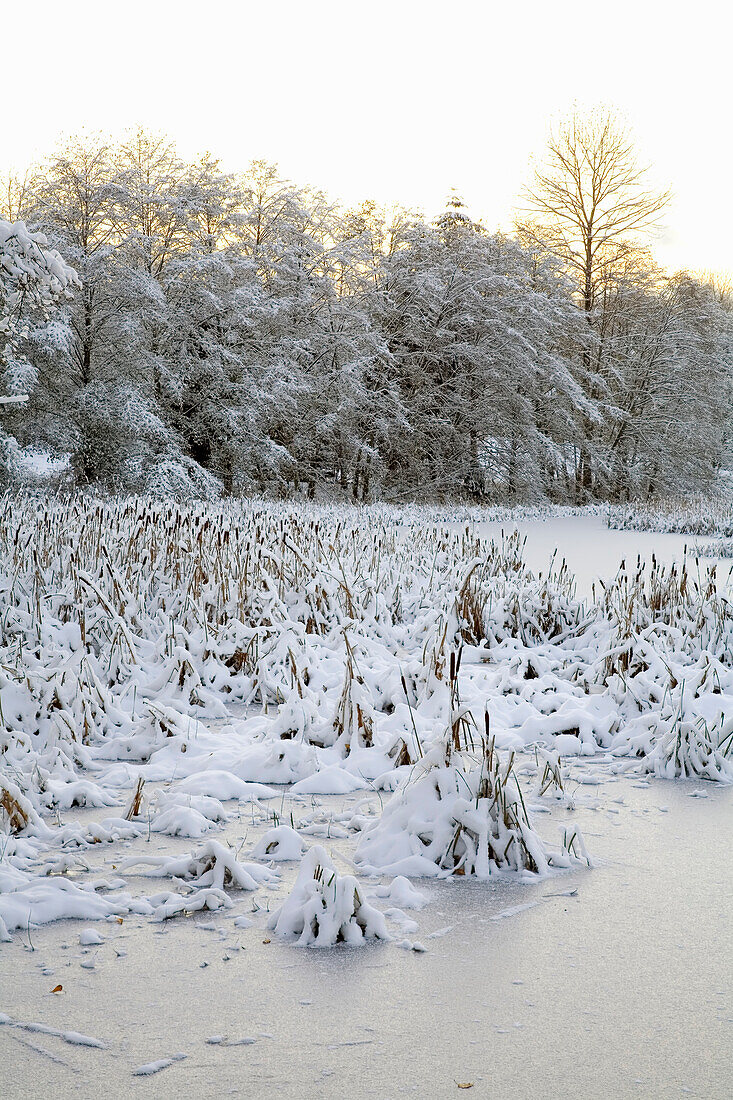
xmin=1 ymin=763 xmax=731 ymax=1099
xmin=474 ymin=514 xmax=731 ymax=598
xmin=2 ymin=509 xmax=732 ymax=1099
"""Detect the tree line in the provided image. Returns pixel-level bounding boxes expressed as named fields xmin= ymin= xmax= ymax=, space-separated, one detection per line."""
xmin=1 ymin=111 xmax=731 ymax=501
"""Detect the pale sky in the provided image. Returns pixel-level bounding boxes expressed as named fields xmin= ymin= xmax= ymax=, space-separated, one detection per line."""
xmin=9 ymin=0 xmax=733 ymax=274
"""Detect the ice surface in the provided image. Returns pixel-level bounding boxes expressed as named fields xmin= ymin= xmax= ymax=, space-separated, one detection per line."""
xmin=1 ymin=776 xmax=730 ymax=1099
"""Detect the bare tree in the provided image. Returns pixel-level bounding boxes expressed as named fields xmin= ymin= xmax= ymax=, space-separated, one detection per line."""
xmin=518 ymin=107 xmax=671 ymax=315
xmin=517 ymin=107 xmax=671 ymax=496
xmin=0 ymin=172 xmax=32 ymax=222
xmin=696 ymin=270 xmax=733 ymax=312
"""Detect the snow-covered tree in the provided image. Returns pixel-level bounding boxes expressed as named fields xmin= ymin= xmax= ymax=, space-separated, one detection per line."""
xmin=0 ymin=217 xmax=78 ymax=480
xmin=375 ymin=201 xmax=589 ymax=500
xmin=2 ymin=124 xmax=729 ymax=502
xmin=0 ymin=218 xmax=78 ymax=359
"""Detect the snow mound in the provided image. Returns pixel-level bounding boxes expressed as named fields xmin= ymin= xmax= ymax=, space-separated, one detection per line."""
xmin=176 ymin=772 xmax=278 ymax=802
xmin=149 ymin=790 xmax=229 ymax=838
xmin=250 ymin=825 xmax=307 ymax=862
xmin=79 ymin=927 xmax=105 ymax=946
xmin=290 ymin=766 xmax=369 ymax=795
xmin=369 ymin=876 xmax=429 ymax=910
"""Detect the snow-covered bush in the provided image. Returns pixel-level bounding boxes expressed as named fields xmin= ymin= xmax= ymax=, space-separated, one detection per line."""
xmin=121 ymin=840 xmax=277 ymax=892
xmin=637 ymin=702 xmax=733 ymax=781
xmin=0 ymin=776 xmax=38 ymax=833
xmin=329 ymin=640 xmax=375 ymax=754
xmin=355 ymin=734 xmax=553 ymax=879
xmin=454 ymin=533 xmax=587 ymax=648
xmin=267 ymin=845 xmax=390 ymax=946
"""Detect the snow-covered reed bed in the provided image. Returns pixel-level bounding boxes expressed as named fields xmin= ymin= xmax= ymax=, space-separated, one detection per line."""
xmin=1 ymin=497 xmax=731 ymax=941
xmin=608 ymin=497 xmax=733 ymax=538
